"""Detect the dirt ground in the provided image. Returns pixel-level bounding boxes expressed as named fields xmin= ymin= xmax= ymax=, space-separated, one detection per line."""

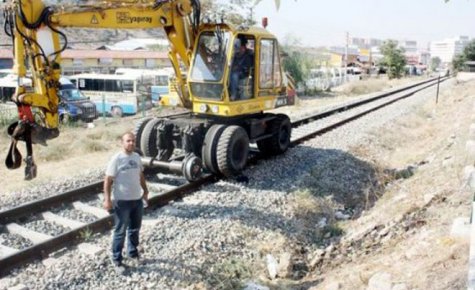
xmin=298 ymin=75 xmax=475 ymax=290
xmin=1 ymin=76 xmax=474 ymax=290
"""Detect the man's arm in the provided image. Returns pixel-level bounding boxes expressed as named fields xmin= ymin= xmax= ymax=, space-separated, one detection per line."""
xmin=103 ymin=175 xmax=114 ymax=211
xmin=140 ymin=172 xmax=149 ymax=203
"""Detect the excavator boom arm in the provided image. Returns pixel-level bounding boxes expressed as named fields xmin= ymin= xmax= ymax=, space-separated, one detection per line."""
xmin=3 ymin=0 xmax=199 ymax=179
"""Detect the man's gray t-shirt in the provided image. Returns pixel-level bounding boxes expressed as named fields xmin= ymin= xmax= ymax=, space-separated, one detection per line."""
xmin=105 ymin=152 xmax=143 ymax=201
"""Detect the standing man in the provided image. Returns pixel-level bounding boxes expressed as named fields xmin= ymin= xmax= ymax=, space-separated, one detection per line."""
xmin=103 ymin=132 xmax=149 ymax=269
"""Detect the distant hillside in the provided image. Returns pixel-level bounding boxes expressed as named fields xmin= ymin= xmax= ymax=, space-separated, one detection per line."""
xmin=0 ymin=5 xmax=166 ymax=50
xmin=60 ymin=28 xmax=165 ymax=49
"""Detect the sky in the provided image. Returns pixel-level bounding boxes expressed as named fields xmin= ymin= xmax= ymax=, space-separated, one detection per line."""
xmin=252 ymin=0 xmax=475 ymax=48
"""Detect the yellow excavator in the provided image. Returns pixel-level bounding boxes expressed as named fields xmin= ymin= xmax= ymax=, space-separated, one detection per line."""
xmin=3 ymin=0 xmax=296 ymax=181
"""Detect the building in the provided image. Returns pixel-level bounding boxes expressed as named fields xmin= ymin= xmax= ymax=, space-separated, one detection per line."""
xmin=350 ymin=37 xmax=383 ymax=49
xmin=366 ymin=38 xmax=383 ymax=48
xmin=430 ymin=36 xmax=470 ymax=65
xmin=328 ymin=46 xmax=359 ymax=67
xmin=464 ymin=61 xmax=475 ymax=72
xmin=400 ymin=40 xmax=418 ymax=53
xmin=62 ymin=50 xmax=170 ymax=74
xmin=0 ymin=49 xmax=170 ymax=75
xmin=350 ymin=37 xmax=366 ymax=48
xmin=97 ymin=38 xmax=169 ymax=51
xmin=419 ymin=50 xmax=431 ymax=66
xmin=0 ymin=49 xmax=13 ymax=69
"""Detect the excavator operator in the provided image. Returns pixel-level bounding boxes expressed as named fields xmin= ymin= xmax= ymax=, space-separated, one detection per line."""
xmin=229 ymin=35 xmax=254 ymax=101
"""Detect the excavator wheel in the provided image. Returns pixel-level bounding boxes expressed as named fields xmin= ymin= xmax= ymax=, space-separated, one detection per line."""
xmin=133 ymin=117 xmax=152 ymax=152
xmin=257 ymin=114 xmax=291 ymax=156
xmin=182 ymin=154 xmax=203 ymax=182
xmin=216 ymin=125 xmax=249 ymax=177
xmin=140 ymin=118 xmax=162 ymax=157
xmin=201 ymin=124 xmax=226 ymax=174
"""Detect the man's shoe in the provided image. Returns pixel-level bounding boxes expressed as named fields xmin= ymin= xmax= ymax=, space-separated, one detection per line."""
xmin=128 ymin=255 xmax=141 ymax=267
xmin=112 ymin=260 xmax=126 ymax=275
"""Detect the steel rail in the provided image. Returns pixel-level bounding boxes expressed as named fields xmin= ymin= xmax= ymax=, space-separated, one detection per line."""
xmin=0 ymin=174 xmax=216 ymax=277
xmin=292 ymin=76 xmax=443 ymax=127
xmin=291 ymin=76 xmax=449 ymax=143
xmin=0 ymin=182 xmax=102 ymax=224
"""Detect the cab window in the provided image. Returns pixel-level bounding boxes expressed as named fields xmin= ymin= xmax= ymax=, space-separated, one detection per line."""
xmin=259 ymin=39 xmax=282 ymax=89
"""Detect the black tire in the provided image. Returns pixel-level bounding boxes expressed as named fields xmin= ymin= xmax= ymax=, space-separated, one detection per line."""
xmin=257 ymin=114 xmax=291 ymax=156
xmin=201 ymin=124 xmax=226 ymax=174
xmin=216 ymin=125 xmax=249 ymax=177
xmin=140 ymin=118 xmax=162 ymax=157
xmin=133 ymin=117 xmax=152 ymax=152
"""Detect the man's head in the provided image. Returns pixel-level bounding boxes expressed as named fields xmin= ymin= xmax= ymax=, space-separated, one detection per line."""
xmin=121 ymin=132 xmax=136 ymax=154
xmin=238 ymin=35 xmax=248 ymax=47
xmin=234 ymin=35 xmax=248 ymax=53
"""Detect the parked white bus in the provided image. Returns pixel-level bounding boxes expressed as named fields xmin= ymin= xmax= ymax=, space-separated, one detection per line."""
xmin=68 ymin=73 xmax=154 ymax=117
xmin=115 ymin=68 xmax=171 ymax=104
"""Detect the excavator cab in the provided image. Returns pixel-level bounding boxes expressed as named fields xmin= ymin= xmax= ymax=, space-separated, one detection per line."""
xmin=188 ymin=25 xmax=292 ymax=117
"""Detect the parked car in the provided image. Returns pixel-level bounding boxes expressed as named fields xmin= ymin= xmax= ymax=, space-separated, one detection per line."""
xmin=0 ymin=75 xmax=97 ymax=123
xmin=58 ymin=77 xmax=98 ymax=123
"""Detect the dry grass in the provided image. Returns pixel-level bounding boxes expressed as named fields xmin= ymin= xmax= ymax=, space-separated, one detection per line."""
xmin=333 ymin=76 xmax=427 ymax=96
xmin=33 ymin=121 xmax=129 ymax=162
xmin=291 ymin=189 xmax=336 ymax=226
xmin=205 ymin=257 xmax=253 ymax=290
xmin=0 ymin=117 xmax=135 ymax=193
xmin=251 ymin=231 xmax=288 ymax=256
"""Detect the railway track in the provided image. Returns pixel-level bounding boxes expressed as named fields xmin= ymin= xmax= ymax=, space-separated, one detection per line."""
xmin=0 ymin=75 xmax=449 ymax=277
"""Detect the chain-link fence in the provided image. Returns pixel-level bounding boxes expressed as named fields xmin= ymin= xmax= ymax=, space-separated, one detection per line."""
xmin=0 ymin=103 xmax=16 ymax=127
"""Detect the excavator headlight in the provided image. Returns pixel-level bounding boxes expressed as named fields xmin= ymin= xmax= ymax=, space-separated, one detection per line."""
xmin=211 ymin=105 xmax=219 ymax=114
xmin=199 ymin=104 xmax=208 ymax=113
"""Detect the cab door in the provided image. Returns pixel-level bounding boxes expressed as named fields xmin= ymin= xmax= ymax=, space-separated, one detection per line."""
xmin=257 ymin=38 xmax=282 ymax=98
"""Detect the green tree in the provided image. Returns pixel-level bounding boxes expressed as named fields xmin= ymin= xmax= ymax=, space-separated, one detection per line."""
xmin=430 ymin=57 xmax=441 ymax=72
xmin=452 ymin=53 xmax=466 ymax=72
xmin=462 ymin=40 xmax=475 ymax=61
xmin=280 ymin=35 xmax=312 ymax=88
xmin=201 ymin=0 xmax=257 ymax=26
xmin=379 ymin=40 xmax=407 ymax=79
xmin=451 ymin=40 xmax=475 ymax=72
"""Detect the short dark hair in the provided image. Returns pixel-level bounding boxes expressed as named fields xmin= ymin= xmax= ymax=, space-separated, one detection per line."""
xmin=238 ymin=35 xmax=248 ymax=46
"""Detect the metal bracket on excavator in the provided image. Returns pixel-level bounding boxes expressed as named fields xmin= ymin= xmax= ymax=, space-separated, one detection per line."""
xmin=5 ymin=120 xmax=59 ymax=180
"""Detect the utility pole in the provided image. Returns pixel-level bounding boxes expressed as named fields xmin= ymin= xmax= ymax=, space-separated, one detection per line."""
xmin=249 ymin=7 xmax=253 ymax=25
xmin=345 ymin=31 xmax=349 ymax=80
